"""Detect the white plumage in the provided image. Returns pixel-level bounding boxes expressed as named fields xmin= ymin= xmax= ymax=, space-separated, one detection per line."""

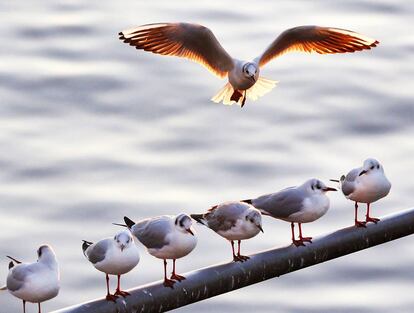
xmin=2 ymin=245 xmax=59 ymax=313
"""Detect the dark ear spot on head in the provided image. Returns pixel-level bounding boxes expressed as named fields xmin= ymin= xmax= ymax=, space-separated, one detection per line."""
xmin=175 ymin=218 xmax=178 ymax=225
xmin=38 ymin=247 xmax=43 ymax=258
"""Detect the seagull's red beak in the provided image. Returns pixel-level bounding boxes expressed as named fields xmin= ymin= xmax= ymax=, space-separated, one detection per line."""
xmin=323 ymin=187 xmax=337 ymax=192
xmin=186 ymin=228 xmax=194 ymax=236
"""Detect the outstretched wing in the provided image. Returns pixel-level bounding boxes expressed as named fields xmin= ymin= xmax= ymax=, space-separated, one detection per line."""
xmin=119 ymin=23 xmax=234 ymax=78
xmin=257 ymin=26 xmax=379 ymax=67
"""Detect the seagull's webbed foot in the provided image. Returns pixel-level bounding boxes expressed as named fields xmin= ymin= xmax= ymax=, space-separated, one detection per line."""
xmin=163 ymin=278 xmax=176 ymax=288
xmin=237 ymin=254 xmax=250 ymax=262
xmin=114 ymin=290 xmax=130 ymax=297
xmin=233 ymin=255 xmax=248 ymax=262
xmin=230 ymin=90 xmax=243 ymax=103
xmin=355 ymin=220 xmax=367 ymax=228
xmin=300 ymin=236 xmax=313 ymax=243
xmin=366 ymin=217 xmax=380 ymax=224
xmin=292 ymin=239 xmax=306 ymax=247
xmin=170 ymin=273 xmax=186 ymax=282
xmin=105 ymin=294 xmax=118 ymax=302
xmin=241 ymin=94 xmax=247 ymax=108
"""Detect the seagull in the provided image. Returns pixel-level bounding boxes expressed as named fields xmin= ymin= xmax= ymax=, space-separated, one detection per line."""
xmin=331 ymin=158 xmax=391 ymax=227
xmin=82 ymin=230 xmax=140 ymax=302
xmin=191 ymin=201 xmax=263 ymax=262
xmin=0 ymin=245 xmax=60 ymax=313
xmin=119 ymin=23 xmax=379 ymax=107
xmin=120 ymin=213 xmax=197 ymax=288
xmin=242 ymin=179 xmax=336 ymax=246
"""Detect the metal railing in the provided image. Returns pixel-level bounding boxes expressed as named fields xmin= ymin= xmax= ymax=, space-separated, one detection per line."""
xmin=52 ymin=207 xmax=414 ymax=313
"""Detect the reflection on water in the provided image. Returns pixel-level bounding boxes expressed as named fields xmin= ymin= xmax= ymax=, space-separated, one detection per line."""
xmin=0 ymin=0 xmax=413 ymax=312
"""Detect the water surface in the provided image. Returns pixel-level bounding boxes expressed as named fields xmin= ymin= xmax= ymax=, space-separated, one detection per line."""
xmin=0 ymin=0 xmax=413 ymax=312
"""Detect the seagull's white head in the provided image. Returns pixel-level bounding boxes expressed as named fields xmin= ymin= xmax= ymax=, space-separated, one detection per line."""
xmin=37 ymin=244 xmax=58 ymax=265
xmin=175 ymin=213 xmax=195 ymax=236
xmin=245 ymin=209 xmax=264 ymax=233
xmin=360 ymin=158 xmax=383 ymax=176
xmin=114 ymin=230 xmax=133 ymax=252
xmin=304 ymin=178 xmax=337 ymax=195
xmin=242 ymin=62 xmax=259 ymax=82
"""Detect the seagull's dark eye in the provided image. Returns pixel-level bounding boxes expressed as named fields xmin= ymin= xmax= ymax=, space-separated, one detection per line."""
xmin=311 ymin=185 xmax=314 ymax=190
xmin=377 ymin=165 xmax=380 ymax=169
xmin=370 ymin=166 xmax=375 ymax=170
xmin=38 ymin=248 xmax=42 ymax=257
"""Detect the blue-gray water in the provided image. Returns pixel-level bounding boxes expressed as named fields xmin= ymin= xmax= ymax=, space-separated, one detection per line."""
xmin=0 ymin=0 xmax=413 ymax=312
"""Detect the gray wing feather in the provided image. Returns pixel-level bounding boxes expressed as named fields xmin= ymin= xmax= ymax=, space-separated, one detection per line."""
xmin=341 ymin=168 xmax=360 ymax=196
xmin=251 ymin=187 xmax=304 ymax=219
xmin=205 ymin=201 xmax=247 ymax=232
xmin=7 ymin=264 xmax=32 ymax=292
xmin=86 ymin=240 xmax=110 ymax=264
xmin=132 ymin=217 xmax=171 ymax=249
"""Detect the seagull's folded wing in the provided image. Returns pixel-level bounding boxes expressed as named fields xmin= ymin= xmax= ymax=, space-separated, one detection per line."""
xmin=257 ymin=26 xmax=379 ymax=67
xmin=119 ymin=23 xmax=234 ymax=78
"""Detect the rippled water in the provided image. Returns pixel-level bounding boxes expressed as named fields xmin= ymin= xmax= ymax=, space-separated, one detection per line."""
xmin=0 ymin=0 xmax=413 ymax=312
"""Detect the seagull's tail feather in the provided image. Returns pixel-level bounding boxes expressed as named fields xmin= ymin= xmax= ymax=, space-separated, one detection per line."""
xmin=246 ymin=77 xmax=278 ymax=101
xmin=6 ymin=256 xmax=21 ymax=264
xmin=241 ymin=199 xmax=253 ymax=204
xmin=81 ymin=240 xmax=93 ymax=258
xmin=190 ymin=214 xmax=208 ymax=226
xmin=211 ymin=78 xmax=277 ymax=106
xmin=124 ymin=216 xmax=136 ymax=229
xmin=211 ymin=82 xmax=239 ymax=105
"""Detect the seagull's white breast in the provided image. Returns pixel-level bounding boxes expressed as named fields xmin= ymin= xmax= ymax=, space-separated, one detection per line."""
xmin=148 ymin=227 xmax=197 ymax=260
xmin=94 ymin=243 xmax=140 ymax=275
xmin=217 ymin=218 xmax=260 ymax=241
xmin=9 ymin=264 xmax=60 ymax=303
xmin=288 ymin=194 xmax=330 ymax=223
xmin=348 ymin=172 xmax=391 ymax=203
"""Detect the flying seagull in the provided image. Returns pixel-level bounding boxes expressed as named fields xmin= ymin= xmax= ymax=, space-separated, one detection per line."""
xmin=331 ymin=158 xmax=391 ymax=227
xmin=119 ymin=23 xmax=379 ymax=107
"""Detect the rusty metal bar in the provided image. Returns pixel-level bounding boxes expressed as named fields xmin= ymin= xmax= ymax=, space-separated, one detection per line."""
xmin=52 ymin=207 xmax=414 ymax=313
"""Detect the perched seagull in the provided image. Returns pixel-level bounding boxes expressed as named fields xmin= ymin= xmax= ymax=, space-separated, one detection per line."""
xmin=0 ymin=245 xmax=59 ymax=313
xmin=121 ymin=214 xmax=197 ymax=288
xmin=119 ymin=23 xmax=379 ymax=107
xmin=191 ymin=201 xmax=263 ymax=262
xmin=82 ymin=230 xmax=140 ymax=302
xmin=243 ymin=179 xmax=336 ymax=246
xmin=331 ymin=158 xmax=391 ymax=227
